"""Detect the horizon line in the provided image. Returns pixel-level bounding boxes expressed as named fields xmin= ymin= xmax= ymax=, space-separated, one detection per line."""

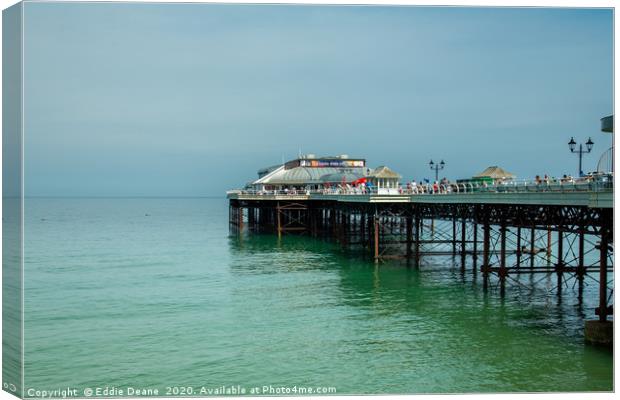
xmin=6 ymin=195 xmax=228 ymax=199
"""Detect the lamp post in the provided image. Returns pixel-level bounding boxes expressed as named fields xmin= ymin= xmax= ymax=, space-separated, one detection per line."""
xmin=429 ymin=159 xmax=445 ymax=182
xmin=568 ymin=137 xmax=594 ymax=177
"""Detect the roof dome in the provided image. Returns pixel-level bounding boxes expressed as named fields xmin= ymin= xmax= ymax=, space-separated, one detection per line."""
xmin=366 ymin=166 xmax=402 ymax=179
xmin=320 ymin=171 xmax=364 ymax=183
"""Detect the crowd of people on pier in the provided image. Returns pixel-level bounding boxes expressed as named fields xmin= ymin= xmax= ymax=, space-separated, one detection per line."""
xmin=534 ymin=173 xmax=601 ymax=185
xmin=241 ymin=171 xmax=611 ymax=197
xmin=249 ymin=179 xmax=470 ymax=196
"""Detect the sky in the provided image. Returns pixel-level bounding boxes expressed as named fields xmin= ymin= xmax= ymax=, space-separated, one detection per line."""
xmin=21 ymin=2 xmax=613 ymax=196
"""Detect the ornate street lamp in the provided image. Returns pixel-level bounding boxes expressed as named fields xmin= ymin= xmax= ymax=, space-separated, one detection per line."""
xmin=568 ymin=137 xmax=594 ymax=177
xmin=429 ymin=159 xmax=445 ymax=182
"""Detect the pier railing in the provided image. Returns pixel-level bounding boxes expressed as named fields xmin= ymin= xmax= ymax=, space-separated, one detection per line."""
xmin=227 ymin=175 xmax=613 ymax=197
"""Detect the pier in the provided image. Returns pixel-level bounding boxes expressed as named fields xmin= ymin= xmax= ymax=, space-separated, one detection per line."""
xmin=227 ymin=148 xmax=614 ymax=346
xmin=228 ymin=180 xmax=613 ymax=346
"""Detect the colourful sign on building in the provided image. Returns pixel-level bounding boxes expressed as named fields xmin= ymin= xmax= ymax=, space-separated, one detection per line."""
xmin=300 ymin=159 xmax=365 ymax=168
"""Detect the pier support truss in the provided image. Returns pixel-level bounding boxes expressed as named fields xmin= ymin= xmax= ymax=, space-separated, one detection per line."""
xmin=229 ymin=199 xmax=613 ymax=323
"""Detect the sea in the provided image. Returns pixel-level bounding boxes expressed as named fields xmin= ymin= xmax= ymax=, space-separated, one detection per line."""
xmin=21 ymin=198 xmax=612 ymax=395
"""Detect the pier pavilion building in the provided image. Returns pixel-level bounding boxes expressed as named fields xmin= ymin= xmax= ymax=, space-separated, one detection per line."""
xmin=472 ymin=166 xmax=516 ymax=184
xmin=249 ymin=154 xmax=402 ymax=194
xmin=365 ymin=166 xmax=402 ymax=194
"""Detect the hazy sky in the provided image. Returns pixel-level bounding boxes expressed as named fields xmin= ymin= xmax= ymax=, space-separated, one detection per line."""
xmin=23 ymin=2 xmax=613 ymax=196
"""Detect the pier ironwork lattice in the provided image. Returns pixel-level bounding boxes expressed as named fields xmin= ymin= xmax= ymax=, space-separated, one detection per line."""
xmin=229 ymin=198 xmax=613 ymax=324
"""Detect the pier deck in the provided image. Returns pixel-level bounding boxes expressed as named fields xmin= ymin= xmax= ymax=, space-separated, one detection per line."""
xmin=228 ymin=189 xmax=613 ymax=208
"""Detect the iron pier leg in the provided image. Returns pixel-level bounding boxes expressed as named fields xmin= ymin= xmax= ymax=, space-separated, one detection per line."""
xmin=556 ymin=228 xmax=564 ymax=296
xmin=312 ymin=208 xmax=318 ymax=237
xmin=452 ymin=217 xmax=457 ymax=255
xmin=516 ymin=226 xmax=521 ymax=268
xmin=374 ymin=214 xmax=380 ymax=263
xmin=238 ymin=207 xmax=244 ymax=232
xmin=530 ymin=226 xmax=536 ymax=269
xmin=598 ymin=233 xmax=609 ymax=322
xmin=368 ymin=213 xmax=373 ymax=250
xmin=499 ymin=224 xmax=507 ymax=295
xmin=547 ymin=227 xmax=552 ymax=261
xmin=472 ymin=222 xmax=478 ymax=275
xmin=360 ymin=210 xmax=366 ymax=248
xmin=339 ymin=210 xmax=344 ymax=247
xmin=248 ymin=207 xmax=254 ymax=231
xmin=335 ymin=209 xmax=339 ymax=244
xmin=406 ymin=214 xmax=413 ymax=260
xmin=415 ymin=210 xmax=421 ymax=267
xmin=460 ymin=217 xmax=466 ymax=271
xmin=276 ymin=202 xmax=282 ymax=239
xmin=483 ymin=218 xmax=490 ymax=290
xmin=577 ymin=227 xmax=585 ymax=302
xmin=331 ymin=207 xmax=336 ymax=238
xmin=343 ymin=210 xmax=349 ymax=248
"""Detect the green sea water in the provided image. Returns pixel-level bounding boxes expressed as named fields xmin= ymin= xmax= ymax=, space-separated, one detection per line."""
xmin=22 ymin=198 xmax=612 ymax=395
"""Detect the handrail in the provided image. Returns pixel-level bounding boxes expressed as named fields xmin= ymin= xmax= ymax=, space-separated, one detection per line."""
xmin=229 ymin=174 xmax=613 ymax=197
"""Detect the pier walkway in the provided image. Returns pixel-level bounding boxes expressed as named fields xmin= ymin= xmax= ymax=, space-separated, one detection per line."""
xmin=228 ymin=185 xmax=612 ymax=208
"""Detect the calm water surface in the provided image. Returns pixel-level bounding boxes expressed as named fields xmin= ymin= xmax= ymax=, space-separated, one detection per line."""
xmin=23 ymin=198 xmax=612 ymax=394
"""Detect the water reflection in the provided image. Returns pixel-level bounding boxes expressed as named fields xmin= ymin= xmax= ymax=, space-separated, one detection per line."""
xmin=228 ymin=232 xmax=602 ymax=341
xmin=227 ymin=232 xmax=611 ymax=393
